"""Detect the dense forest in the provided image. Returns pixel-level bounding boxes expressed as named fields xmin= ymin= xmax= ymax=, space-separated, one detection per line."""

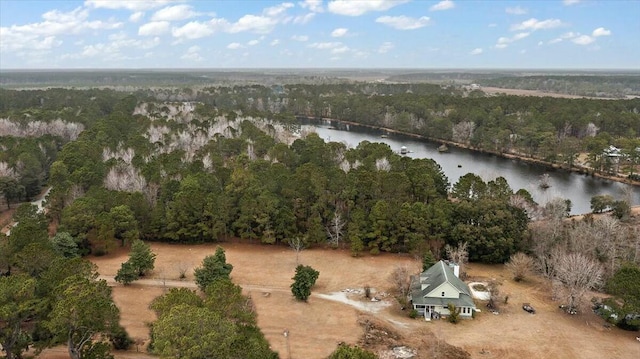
xmin=1 ymin=81 xmax=640 ymax=358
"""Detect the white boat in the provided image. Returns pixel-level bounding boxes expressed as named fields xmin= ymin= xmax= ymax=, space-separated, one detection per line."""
xmin=400 ymin=146 xmax=408 ymax=154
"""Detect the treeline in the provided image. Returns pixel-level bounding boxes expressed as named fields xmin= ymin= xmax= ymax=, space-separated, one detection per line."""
xmin=476 ymin=75 xmax=640 ymax=98
xmin=2 ymin=85 xmax=639 ymax=265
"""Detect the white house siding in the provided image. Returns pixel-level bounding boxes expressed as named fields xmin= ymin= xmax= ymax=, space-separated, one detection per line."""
xmin=429 ymin=282 xmax=460 ymax=299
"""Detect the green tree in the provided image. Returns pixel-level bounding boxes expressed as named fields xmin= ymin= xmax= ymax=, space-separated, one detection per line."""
xmin=590 ymin=194 xmax=614 ymax=213
xmin=114 ymin=261 xmax=138 ymax=285
xmin=151 ymin=304 xmax=236 ymax=359
xmin=422 ymin=249 xmax=436 ymax=271
xmin=150 ymin=288 xmax=203 ymax=318
xmin=8 ymin=203 xmax=48 ymax=254
xmin=108 ymin=205 xmax=140 ymax=247
xmin=0 ymin=274 xmax=43 ymax=359
xmin=204 ymin=278 xmax=256 ymax=326
xmin=291 ymin=265 xmax=319 ymax=301
xmin=45 ymin=276 xmax=121 ymax=359
xmin=327 ymin=343 xmax=378 ymax=359
xmin=128 ymin=239 xmax=156 ymax=276
xmin=607 ymin=263 xmax=640 ymax=329
xmin=194 ymin=247 xmax=233 ymax=291
xmin=51 ymin=232 xmax=80 ymax=258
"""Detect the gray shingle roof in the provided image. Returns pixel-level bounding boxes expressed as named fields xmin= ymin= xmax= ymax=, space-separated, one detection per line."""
xmin=410 ymin=261 xmax=475 ymax=308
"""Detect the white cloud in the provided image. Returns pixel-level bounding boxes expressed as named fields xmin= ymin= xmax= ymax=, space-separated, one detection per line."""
xmin=488 ymin=23 xmax=497 ymax=28
xmin=592 ymin=27 xmax=611 ymax=37
xmin=85 ymin=0 xmax=184 ymax=11
xmin=229 ymin=14 xmax=279 ymax=34
xmin=511 ymin=18 xmax=563 ymax=31
xmin=328 ymin=0 xmax=410 ymax=16
xmin=264 ymin=3 xmax=294 ymax=17
xmin=494 ymin=32 xmax=529 ymax=48
xmin=227 ymin=42 xmax=243 ymax=49
xmin=512 ymin=32 xmax=530 ymax=41
xmin=376 ymin=15 xmax=430 ymax=30
xmin=469 ymin=48 xmax=483 ymax=55
xmin=293 ymin=13 xmax=315 ymax=24
xmin=129 ymin=12 xmax=144 ymax=22
xmin=308 ymin=41 xmax=342 ymax=49
xmin=0 ymin=6 xmax=121 ymax=52
xmin=537 ymin=41 xmax=543 ymax=46
xmin=378 ymin=41 xmax=394 ymax=53
xmin=300 ymin=0 xmax=323 ymax=12
xmin=291 ymin=35 xmax=309 ymax=41
xmin=430 ymin=0 xmax=455 ymax=11
xmin=505 ymin=6 xmax=527 ymax=15
xmin=572 ymin=35 xmax=594 ymax=45
xmin=181 ymin=45 xmax=202 ymax=61
xmin=548 ymin=31 xmax=581 ymax=44
xmin=138 ymin=21 xmax=170 ymax=36
xmin=270 ymin=39 xmax=280 ymax=46
xmin=76 ymin=35 xmax=160 ymax=59
xmin=171 ymin=21 xmax=214 ymax=39
xmin=332 ymin=46 xmax=349 ymax=54
xmin=563 ymin=0 xmax=580 ymax=5
xmin=5 ymin=7 xmax=122 ymax=36
xmin=151 ymin=4 xmax=199 ymax=21
xmin=331 ymin=28 xmax=348 ymax=37
xmin=247 ymin=39 xmax=259 ymax=46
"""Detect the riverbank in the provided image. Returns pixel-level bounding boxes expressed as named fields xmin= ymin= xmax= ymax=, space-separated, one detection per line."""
xmin=305 ymin=116 xmax=640 ymax=188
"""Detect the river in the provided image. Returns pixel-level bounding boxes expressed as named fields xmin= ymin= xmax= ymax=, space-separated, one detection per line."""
xmin=299 ymin=118 xmax=640 ymax=215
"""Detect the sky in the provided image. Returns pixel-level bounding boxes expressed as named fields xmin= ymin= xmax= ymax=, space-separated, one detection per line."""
xmin=0 ymin=0 xmax=638 ymax=69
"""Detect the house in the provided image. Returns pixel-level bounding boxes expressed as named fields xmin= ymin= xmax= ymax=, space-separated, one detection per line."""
xmin=410 ymin=261 xmax=476 ymax=320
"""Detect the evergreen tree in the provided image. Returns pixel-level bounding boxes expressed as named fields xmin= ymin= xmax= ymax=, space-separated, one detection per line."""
xmin=291 ymin=265 xmax=319 ymax=301
xmin=194 ymin=247 xmax=233 ymax=291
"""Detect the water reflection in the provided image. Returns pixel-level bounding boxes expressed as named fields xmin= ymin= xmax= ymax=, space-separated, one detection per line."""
xmin=299 ymin=118 xmax=640 ymax=215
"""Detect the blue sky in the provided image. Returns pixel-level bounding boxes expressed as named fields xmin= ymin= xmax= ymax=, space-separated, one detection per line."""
xmin=0 ymin=0 xmax=638 ymax=69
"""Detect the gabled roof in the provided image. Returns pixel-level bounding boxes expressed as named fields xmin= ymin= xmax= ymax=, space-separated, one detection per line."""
xmin=410 ymin=261 xmax=475 ymax=308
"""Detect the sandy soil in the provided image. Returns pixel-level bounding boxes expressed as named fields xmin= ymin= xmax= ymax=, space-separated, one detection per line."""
xmin=36 ymin=241 xmax=640 ymax=359
xmin=87 ymin=242 xmax=419 ymax=359
xmin=480 ymin=87 xmax=621 ymax=100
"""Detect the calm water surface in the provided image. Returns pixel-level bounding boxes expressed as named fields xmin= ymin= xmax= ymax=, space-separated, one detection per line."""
xmin=299 ymin=118 xmax=640 ymax=215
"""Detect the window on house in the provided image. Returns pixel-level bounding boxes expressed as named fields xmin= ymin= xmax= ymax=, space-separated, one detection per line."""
xmin=441 ymin=291 xmax=445 ymax=297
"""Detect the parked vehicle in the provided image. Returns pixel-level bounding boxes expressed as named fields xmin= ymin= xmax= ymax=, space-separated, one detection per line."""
xmin=522 ymin=303 xmax=536 ymax=314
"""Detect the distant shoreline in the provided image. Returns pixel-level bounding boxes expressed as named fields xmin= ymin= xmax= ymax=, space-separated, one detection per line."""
xmin=303 ymin=116 xmax=640 ymax=188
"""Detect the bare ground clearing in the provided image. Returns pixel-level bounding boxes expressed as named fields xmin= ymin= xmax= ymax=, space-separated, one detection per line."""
xmin=36 ymin=241 xmax=640 ymax=359
xmin=480 ymin=87 xmax=623 ymax=99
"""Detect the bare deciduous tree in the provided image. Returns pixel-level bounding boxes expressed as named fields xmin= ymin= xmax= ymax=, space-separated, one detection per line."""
xmin=552 ymin=252 xmax=603 ymax=311
xmin=505 ymin=252 xmax=535 ymax=282
xmin=326 ymin=211 xmax=346 ymax=248
xmin=486 ymin=280 xmax=501 ymax=310
xmin=288 ymin=236 xmax=306 ymax=265
xmin=388 ymin=265 xmax=412 ymax=308
xmin=530 ymin=221 xmax=564 ymax=278
xmin=445 ymin=242 xmax=468 ymax=277
xmin=452 ymin=121 xmax=475 ymax=144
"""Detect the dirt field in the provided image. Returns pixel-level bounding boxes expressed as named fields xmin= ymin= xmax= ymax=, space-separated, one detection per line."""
xmin=480 ymin=87 xmax=619 ymax=100
xmin=34 ymin=240 xmax=640 ymax=359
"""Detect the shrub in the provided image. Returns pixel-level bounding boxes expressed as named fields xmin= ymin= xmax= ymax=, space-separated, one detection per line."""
xmin=409 ymin=309 xmax=418 ymax=319
xmin=447 ymin=303 xmax=460 ymax=324
xmin=110 ymin=325 xmax=133 ymax=350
